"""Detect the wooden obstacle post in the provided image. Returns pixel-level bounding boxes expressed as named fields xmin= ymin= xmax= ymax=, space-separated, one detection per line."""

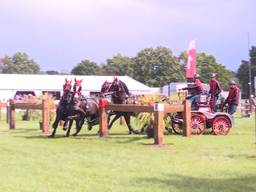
xmin=42 ymin=98 xmax=50 ymax=133
xmin=6 ymin=103 xmax=9 ymax=124
xmin=241 ymin=100 xmax=251 ymax=118
xmin=99 ymin=98 xmax=109 ymax=137
xmin=183 ymin=99 xmax=191 ymax=137
xmin=153 ymin=103 xmax=164 ymax=145
xmin=9 ymin=99 xmax=16 ymax=129
xmin=0 ymin=101 xmax=6 ymax=121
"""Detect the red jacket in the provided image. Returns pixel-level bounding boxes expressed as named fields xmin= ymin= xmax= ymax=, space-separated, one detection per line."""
xmin=209 ymin=78 xmax=222 ymax=96
xmin=225 ymin=85 xmax=240 ymax=105
xmin=183 ymin=79 xmax=205 ymax=95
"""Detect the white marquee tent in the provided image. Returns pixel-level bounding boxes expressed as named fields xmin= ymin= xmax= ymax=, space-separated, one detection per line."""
xmin=0 ymin=74 xmax=153 ymax=102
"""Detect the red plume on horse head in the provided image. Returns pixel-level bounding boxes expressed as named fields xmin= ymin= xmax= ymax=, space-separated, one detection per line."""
xmin=113 ymin=76 xmax=119 ymax=82
xmin=73 ymin=78 xmax=83 ymax=97
xmin=63 ymin=78 xmax=72 ymax=92
xmin=65 ymin=78 xmax=72 ymax=85
xmin=74 ymin=78 xmax=83 ymax=86
xmin=104 ymin=80 xmax=109 ymax=85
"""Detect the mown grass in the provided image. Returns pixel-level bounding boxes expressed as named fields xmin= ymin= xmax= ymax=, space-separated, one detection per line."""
xmin=0 ymin=112 xmax=255 ymax=192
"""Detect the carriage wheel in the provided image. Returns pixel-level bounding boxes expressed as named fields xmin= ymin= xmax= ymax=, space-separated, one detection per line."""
xmin=145 ymin=123 xmax=154 ymax=138
xmin=212 ymin=116 xmax=231 ymax=135
xmin=170 ymin=114 xmax=183 ymax=135
xmin=191 ymin=113 xmax=206 ymax=135
xmin=171 ymin=121 xmax=183 ymax=134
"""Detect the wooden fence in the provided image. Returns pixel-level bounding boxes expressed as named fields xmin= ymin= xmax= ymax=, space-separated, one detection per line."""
xmin=7 ymin=99 xmax=55 ymax=133
xmin=98 ymin=99 xmax=191 ymax=145
xmin=5 ymin=98 xmax=191 ymax=143
xmin=0 ymin=102 xmax=7 ymax=121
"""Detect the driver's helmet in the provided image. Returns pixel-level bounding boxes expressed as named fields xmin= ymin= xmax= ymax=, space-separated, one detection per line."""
xmin=194 ymin=73 xmax=200 ymax=79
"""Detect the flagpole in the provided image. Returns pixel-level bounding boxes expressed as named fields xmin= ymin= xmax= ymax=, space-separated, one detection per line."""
xmin=248 ymin=33 xmax=252 ymax=103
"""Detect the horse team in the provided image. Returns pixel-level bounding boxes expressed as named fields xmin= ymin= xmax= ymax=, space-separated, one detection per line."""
xmin=49 ymin=77 xmax=139 ymax=138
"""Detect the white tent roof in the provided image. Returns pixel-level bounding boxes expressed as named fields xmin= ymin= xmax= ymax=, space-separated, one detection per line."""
xmin=0 ymin=74 xmax=151 ymax=93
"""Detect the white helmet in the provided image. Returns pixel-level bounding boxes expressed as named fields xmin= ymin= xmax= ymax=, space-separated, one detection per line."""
xmin=211 ymin=73 xmax=216 ymax=78
xmin=229 ymin=80 xmax=236 ymax=85
xmin=194 ymin=73 xmax=200 ymax=78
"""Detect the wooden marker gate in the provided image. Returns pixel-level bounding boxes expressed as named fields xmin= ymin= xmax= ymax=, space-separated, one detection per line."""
xmin=8 ymin=98 xmax=53 ymax=133
xmin=99 ymin=99 xmax=191 ymax=145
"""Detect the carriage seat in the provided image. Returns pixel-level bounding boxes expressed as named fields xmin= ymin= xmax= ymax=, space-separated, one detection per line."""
xmin=195 ymin=93 xmax=211 ymax=112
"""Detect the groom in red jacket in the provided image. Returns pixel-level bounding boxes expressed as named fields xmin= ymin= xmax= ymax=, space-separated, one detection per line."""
xmin=209 ymin=73 xmax=222 ymax=112
xmin=225 ymin=80 xmax=240 ymax=115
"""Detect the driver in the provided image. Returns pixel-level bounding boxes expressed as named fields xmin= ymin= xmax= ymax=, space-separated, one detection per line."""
xmin=182 ymin=73 xmax=205 ymax=110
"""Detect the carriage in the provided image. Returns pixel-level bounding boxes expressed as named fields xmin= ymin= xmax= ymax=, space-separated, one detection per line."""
xmin=169 ymin=93 xmax=233 ymax=135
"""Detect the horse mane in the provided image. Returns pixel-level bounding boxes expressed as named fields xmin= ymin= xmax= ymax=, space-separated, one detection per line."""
xmin=119 ymin=80 xmax=130 ymax=96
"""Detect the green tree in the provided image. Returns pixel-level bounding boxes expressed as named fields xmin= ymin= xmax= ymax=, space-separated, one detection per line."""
xmin=101 ymin=54 xmax=134 ymax=76
xmin=71 ymin=60 xmax=100 ymax=75
xmin=197 ymin=53 xmax=232 ymax=90
xmin=45 ymin=70 xmax=59 ymax=75
xmin=133 ymin=46 xmax=185 ymax=87
xmin=237 ymin=60 xmax=250 ymax=98
xmin=237 ymin=45 xmax=256 ymax=97
xmin=249 ymin=46 xmax=256 ymax=95
xmin=1 ymin=52 xmax=40 ymax=74
xmin=177 ymin=51 xmax=188 ymax=76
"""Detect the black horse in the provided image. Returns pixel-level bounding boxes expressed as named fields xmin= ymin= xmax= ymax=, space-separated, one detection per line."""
xmin=49 ymin=78 xmax=73 ymax=138
xmin=65 ymin=79 xmax=100 ymax=137
xmin=106 ymin=78 xmax=140 ymax=134
xmin=65 ymin=97 xmax=99 ymax=137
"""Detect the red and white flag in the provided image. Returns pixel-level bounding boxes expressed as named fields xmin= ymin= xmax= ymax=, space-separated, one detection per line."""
xmin=186 ymin=40 xmax=196 ymax=78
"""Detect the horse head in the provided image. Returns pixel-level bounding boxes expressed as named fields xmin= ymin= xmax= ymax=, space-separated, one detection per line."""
xmin=63 ymin=78 xmax=72 ymax=92
xmin=73 ymin=78 xmax=83 ymax=98
xmin=100 ymin=80 xmax=111 ymax=94
xmin=108 ymin=78 xmax=130 ymax=104
xmin=110 ymin=78 xmax=129 ymax=94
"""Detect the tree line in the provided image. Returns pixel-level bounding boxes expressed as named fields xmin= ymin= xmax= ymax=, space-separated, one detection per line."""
xmin=0 ymin=46 xmax=255 ymax=97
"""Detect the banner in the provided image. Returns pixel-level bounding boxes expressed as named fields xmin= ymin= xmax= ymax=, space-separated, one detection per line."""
xmin=186 ymin=40 xmax=196 ymax=78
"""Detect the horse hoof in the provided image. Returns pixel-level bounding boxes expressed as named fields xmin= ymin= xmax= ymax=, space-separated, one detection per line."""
xmin=48 ymin=135 xmax=55 ymax=138
xmin=72 ymin=133 xmax=78 ymax=137
xmin=88 ymin=125 xmax=92 ymax=131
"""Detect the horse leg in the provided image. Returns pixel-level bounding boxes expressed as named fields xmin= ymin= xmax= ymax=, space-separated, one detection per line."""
xmin=49 ymin=107 xmax=62 ymax=138
xmin=49 ymin=118 xmax=60 ymax=138
xmin=65 ymin=119 xmax=73 ymax=137
xmin=108 ymin=113 xmax=121 ymax=130
xmin=124 ymin=113 xmax=139 ymax=134
xmin=88 ymin=115 xmax=98 ymax=130
xmin=49 ymin=127 xmax=57 ymax=138
xmin=52 ymin=119 xmax=59 ymax=129
xmin=63 ymin=119 xmax=69 ymax=131
xmin=73 ymin=118 xmax=85 ymax=136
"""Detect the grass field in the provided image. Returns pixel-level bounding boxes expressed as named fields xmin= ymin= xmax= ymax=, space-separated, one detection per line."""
xmin=0 ymin=112 xmax=256 ymax=192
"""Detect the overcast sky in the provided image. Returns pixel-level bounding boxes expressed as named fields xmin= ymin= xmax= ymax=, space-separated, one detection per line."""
xmin=0 ymin=0 xmax=255 ymax=72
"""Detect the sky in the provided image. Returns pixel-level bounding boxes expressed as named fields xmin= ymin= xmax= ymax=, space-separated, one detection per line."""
xmin=0 ymin=0 xmax=255 ymax=73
